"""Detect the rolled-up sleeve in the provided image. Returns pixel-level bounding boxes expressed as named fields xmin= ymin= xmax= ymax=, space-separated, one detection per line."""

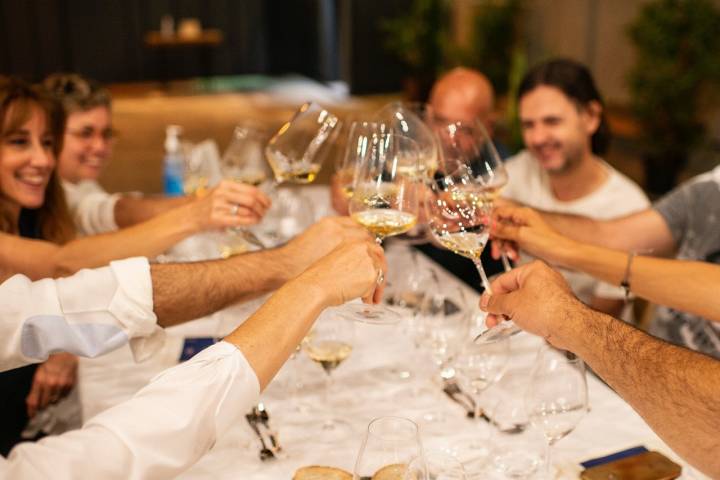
xmin=0 ymin=257 xmax=162 ymax=371
xmin=1 ymin=341 xmax=260 ymax=480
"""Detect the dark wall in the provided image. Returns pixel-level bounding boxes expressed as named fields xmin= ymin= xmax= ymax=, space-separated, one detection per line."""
xmin=0 ymin=0 xmax=408 ymax=93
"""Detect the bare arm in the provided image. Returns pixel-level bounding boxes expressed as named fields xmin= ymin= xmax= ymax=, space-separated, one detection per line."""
xmin=540 ymin=208 xmax=676 ymax=256
xmin=482 ymin=262 xmax=720 ymax=478
xmin=114 ymin=195 xmax=190 ymax=227
xmin=492 ymin=206 xmax=720 ymax=323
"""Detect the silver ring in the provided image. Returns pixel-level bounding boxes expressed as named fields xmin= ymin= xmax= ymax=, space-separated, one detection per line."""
xmin=230 ymin=204 xmax=239 ymax=216
xmin=376 ymin=270 xmax=385 ymax=285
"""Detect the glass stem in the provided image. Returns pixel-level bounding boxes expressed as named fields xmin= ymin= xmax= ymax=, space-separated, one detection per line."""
xmin=472 ymin=258 xmax=493 ymax=294
xmin=323 ymin=371 xmax=334 ymax=427
xmin=545 ymin=441 xmax=553 ymax=479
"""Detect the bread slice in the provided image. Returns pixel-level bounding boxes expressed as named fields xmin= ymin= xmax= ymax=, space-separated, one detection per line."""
xmin=293 ymin=465 xmax=353 ymax=480
xmin=372 ymin=463 xmax=406 ymax=480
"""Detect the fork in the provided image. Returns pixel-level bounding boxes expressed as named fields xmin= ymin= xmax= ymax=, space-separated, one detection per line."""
xmin=442 ymin=380 xmax=490 ymax=422
xmin=245 ymin=411 xmax=275 ymax=461
xmin=256 ymin=403 xmax=282 ymax=454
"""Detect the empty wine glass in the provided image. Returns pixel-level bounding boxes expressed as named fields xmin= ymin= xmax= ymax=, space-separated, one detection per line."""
xmin=222 ymin=124 xmax=271 ymax=186
xmin=302 ymin=310 xmax=355 ymax=442
xmin=375 ymin=101 xmax=439 ymax=181
xmin=335 ymin=120 xmax=377 ymax=200
xmin=353 ymin=416 xmax=423 ymax=480
xmin=265 ymin=101 xmax=340 ymax=184
xmin=525 ymin=346 xmax=588 ymax=479
xmin=486 ymin=371 xmax=545 ymax=479
xmin=337 ymin=129 xmax=421 ymax=324
xmin=182 ymin=140 xmax=212 ymax=196
xmin=404 ymin=450 xmax=467 ymax=480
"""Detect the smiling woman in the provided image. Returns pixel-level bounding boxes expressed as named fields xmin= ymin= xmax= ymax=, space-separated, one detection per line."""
xmin=0 ymin=77 xmax=73 ymax=243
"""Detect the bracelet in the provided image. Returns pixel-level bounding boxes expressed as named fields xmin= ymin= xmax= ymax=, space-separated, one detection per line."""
xmin=621 ymin=251 xmax=636 ymax=300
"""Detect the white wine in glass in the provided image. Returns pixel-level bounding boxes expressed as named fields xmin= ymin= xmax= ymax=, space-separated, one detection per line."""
xmin=304 ymin=340 xmax=353 ymax=374
xmin=265 ymin=102 xmax=340 ymax=185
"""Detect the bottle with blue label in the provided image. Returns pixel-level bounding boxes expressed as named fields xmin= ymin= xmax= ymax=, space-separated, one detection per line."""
xmin=163 ymin=125 xmax=185 ymax=196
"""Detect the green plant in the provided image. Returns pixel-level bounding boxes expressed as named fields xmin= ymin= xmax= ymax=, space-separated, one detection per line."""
xmin=627 ymin=0 xmax=720 ymax=163
xmin=380 ymin=0 xmax=451 ymax=76
xmin=466 ymin=0 xmax=523 ymax=96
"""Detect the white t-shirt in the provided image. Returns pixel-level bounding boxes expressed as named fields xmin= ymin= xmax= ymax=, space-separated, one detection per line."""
xmin=503 ymin=150 xmax=650 ymax=304
xmin=62 ymin=180 xmax=121 ymax=236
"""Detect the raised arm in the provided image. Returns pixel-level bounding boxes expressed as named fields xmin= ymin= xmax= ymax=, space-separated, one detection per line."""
xmin=0 ymin=181 xmax=272 ymax=280
xmin=491 ymin=206 xmax=720 ymax=323
xmin=2 ymin=240 xmax=386 ymax=480
xmin=481 ymin=262 xmax=720 ymax=478
xmin=113 ymin=195 xmax=189 ymax=227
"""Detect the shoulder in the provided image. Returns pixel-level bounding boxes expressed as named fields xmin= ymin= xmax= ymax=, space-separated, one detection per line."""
xmin=601 ymin=163 xmax=650 ymax=209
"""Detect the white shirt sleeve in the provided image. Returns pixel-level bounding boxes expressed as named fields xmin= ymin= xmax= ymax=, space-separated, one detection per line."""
xmin=62 ymin=180 xmax=121 ymax=235
xmin=0 ymin=257 xmax=163 ymax=372
xmin=1 ymin=341 xmax=260 ymax=480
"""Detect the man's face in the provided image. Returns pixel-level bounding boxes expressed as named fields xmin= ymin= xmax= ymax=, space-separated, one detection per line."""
xmin=59 ymin=106 xmax=113 ymax=183
xmin=519 ymin=85 xmax=598 ymax=174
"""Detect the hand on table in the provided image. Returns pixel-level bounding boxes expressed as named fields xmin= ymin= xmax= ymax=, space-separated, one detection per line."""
xmin=26 ymin=353 xmax=78 ymax=418
xmin=479 ymin=260 xmax=588 ymax=351
xmin=190 ymin=180 xmax=272 ymax=230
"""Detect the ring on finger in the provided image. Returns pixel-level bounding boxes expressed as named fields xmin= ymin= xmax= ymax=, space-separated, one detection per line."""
xmin=376 ymin=270 xmax=385 ymax=285
xmin=230 ymin=204 xmax=239 ymax=216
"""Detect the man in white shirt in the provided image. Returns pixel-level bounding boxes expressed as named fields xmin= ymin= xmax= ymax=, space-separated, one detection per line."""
xmin=502 ymin=59 xmax=649 ymax=318
xmin=0 ymin=223 xmax=385 ymax=479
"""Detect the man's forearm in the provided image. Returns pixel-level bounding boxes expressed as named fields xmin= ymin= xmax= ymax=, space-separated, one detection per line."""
xmin=570 ymin=309 xmax=720 ymax=478
xmin=560 ymin=243 xmax=720 ymax=323
xmin=151 ymin=247 xmax=299 ymax=327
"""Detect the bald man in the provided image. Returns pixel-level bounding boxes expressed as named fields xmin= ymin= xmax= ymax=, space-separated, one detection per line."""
xmin=429 ymin=67 xmax=495 ymax=135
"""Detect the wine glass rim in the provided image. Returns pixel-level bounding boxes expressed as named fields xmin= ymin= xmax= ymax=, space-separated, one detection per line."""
xmin=367 ymin=415 xmax=419 ymax=437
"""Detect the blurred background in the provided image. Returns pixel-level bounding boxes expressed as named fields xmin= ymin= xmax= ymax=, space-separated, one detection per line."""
xmin=2 ymin=0 xmax=718 ymax=196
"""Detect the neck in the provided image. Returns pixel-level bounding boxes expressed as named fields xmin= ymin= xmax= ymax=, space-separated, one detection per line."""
xmin=548 ymin=153 xmax=608 ymax=202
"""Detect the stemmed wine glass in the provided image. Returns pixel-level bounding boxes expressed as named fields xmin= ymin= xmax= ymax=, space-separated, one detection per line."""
xmin=525 ymin=346 xmax=589 ymax=479
xmin=404 ymin=450 xmax=467 ymax=480
xmin=353 ymin=416 xmax=424 ymax=480
xmin=302 ymin=310 xmax=355 ymax=442
xmin=338 ymin=128 xmax=421 ymax=324
xmin=334 ymin=120 xmax=377 ymax=201
xmin=219 ymin=125 xmax=271 ymax=255
xmin=265 ymin=101 xmax=340 ymax=185
xmin=428 ymin=119 xmax=519 ymax=343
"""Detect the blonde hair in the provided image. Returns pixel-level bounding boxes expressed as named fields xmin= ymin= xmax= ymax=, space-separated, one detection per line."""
xmin=0 ymin=76 xmax=74 ymax=244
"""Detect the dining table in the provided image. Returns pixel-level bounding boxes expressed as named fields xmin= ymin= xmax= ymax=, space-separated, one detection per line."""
xmin=77 ymin=186 xmax=708 ymax=479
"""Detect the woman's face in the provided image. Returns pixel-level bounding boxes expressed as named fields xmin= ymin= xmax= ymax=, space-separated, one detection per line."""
xmin=0 ymin=105 xmax=55 ymax=210
xmin=59 ymin=106 xmax=113 ymax=183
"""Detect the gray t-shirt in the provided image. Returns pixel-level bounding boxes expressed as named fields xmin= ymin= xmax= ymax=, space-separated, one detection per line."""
xmin=652 ymin=166 xmax=720 ymax=358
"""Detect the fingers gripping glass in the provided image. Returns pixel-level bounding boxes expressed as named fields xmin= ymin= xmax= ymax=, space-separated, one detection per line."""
xmin=337 ymin=129 xmax=421 ymax=324
xmin=429 ymin=120 xmax=520 ymax=343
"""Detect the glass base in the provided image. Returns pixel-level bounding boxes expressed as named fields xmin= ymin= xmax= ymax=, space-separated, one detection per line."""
xmin=336 ymin=303 xmax=402 ymax=325
xmin=474 ymin=320 xmax=522 ymax=344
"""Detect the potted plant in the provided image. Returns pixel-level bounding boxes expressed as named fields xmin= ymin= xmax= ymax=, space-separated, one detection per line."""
xmin=627 ymin=0 xmax=720 ymax=195
xmin=380 ymin=0 xmax=451 ymax=101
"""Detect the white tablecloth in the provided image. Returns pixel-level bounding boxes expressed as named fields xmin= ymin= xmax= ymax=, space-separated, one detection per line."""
xmin=77 ymin=186 xmax=708 ymax=479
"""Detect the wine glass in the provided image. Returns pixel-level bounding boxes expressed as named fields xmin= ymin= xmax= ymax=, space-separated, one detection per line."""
xmin=302 ymin=310 xmax=355 ymax=442
xmin=525 ymin=346 xmax=588 ymax=479
xmin=375 ymin=101 xmax=439 ymax=181
xmin=337 ymin=129 xmax=421 ymax=324
xmin=404 ymin=450 xmax=467 ymax=480
xmin=428 ymin=120 xmax=519 ymax=343
xmin=182 ymin=140 xmax=213 ymax=196
xmin=265 ymin=101 xmax=340 ymax=184
xmin=486 ymin=371 xmax=545 ymax=479
xmin=218 ymin=125 xmax=272 ymax=255
xmin=335 ymin=120 xmax=377 ymax=201
xmin=353 ymin=416 xmax=423 ymax=480
xmin=222 ymin=124 xmax=271 ymax=186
